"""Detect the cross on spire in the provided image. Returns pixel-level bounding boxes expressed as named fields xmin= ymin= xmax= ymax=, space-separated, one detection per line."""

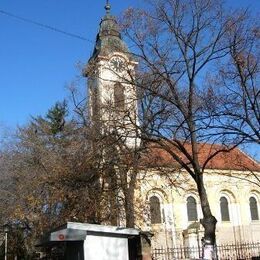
xmin=105 ymin=0 xmax=111 ymax=14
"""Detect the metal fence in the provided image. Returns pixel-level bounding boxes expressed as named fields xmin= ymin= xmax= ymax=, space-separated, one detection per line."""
xmin=152 ymin=242 xmax=260 ymax=260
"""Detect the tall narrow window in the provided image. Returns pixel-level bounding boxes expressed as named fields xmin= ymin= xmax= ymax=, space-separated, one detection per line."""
xmin=92 ymin=88 xmax=99 ymax=119
xmin=114 ymin=83 xmax=125 ymax=111
xmin=250 ymin=197 xmax=259 ymax=221
xmin=150 ymin=196 xmax=162 ymax=224
xmin=187 ymin=196 xmax=198 ymax=221
xmin=220 ymin=197 xmax=230 ymax=221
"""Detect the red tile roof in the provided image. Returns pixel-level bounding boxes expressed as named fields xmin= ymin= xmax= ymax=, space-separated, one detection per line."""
xmin=141 ymin=142 xmax=260 ymax=171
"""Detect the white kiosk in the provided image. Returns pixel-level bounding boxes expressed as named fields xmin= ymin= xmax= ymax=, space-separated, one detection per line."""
xmin=37 ymin=222 xmax=151 ymax=260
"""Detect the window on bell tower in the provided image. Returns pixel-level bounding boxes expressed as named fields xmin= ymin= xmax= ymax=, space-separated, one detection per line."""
xmin=114 ymin=83 xmax=125 ymax=111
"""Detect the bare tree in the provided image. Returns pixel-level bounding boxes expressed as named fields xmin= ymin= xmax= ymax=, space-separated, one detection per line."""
xmin=0 ymin=102 xmax=108 ymax=253
xmin=208 ymin=11 xmax=260 ymax=145
xmin=0 ymin=153 xmax=16 ymax=227
xmin=199 ymin=11 xmax=260 ymax=189
xmin=0 ymin=126 xmax=17 ymax=228
xmin=0 ymin=92 xmax=149 ymax=255
xmin=120 ymin=0 xmax=247 ymax=257
xmin=69 ymin=82 xmax=147 ymax=228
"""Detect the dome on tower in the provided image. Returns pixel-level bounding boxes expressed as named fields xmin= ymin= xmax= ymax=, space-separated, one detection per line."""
xmin=88 ymin=3 xmax=133 ymax=63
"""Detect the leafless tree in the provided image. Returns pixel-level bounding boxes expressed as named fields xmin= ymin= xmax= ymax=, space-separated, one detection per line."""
xmin=206 ymin=11 xmax=260 ymax=145
xmin=0 ymin=102 xmax=109 ymax=253
xmin=0 ymin=91 xmax=149 ymax=255
xmin=120 ymin=0 xmax=248 ymax=257
xmin=69 ymin=83 xmax=147 ymax=228
xmin=0 ymin=126 xmax=17 ymax=228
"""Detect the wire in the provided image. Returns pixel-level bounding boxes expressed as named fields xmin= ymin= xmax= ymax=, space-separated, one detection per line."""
xmin=0 ymin=9 xmax=94 ymax=43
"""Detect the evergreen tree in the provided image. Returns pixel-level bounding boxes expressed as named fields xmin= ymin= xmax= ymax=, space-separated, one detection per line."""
xmin=46 ymin=101 xmax=67 ymax=135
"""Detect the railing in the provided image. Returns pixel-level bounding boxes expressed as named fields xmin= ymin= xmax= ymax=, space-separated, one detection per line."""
xmin=152 ymin=246 xmax=202 ymax=259
xmin=152 ymin=242 xmax=260 ymax=260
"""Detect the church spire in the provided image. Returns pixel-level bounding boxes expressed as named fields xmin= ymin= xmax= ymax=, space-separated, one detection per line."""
xmin=105 ymin=0 xmax=111 ymax=14
xmin=87 ymin=0 xmax=132 ymax=61
xmin=86 ymin=0 xmax=140 ymax=149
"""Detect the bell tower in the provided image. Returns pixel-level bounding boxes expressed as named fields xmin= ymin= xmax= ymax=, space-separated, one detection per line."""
xmin=85 ymin=1 xmax=140 ymax=148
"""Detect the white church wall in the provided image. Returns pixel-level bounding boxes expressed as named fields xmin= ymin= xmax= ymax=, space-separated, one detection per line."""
xmin=137 ymin=168 xmax=260 ymax=248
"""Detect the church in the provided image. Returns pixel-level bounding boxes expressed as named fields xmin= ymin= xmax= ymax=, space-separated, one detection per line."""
xmin=84 ymin=1 xmax=260 ymax=252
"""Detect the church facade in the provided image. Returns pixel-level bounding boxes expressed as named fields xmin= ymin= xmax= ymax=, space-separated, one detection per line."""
xmin=85 ymin=3 xmax=260 ymax=249
xmin=136 ymin=149 xmax=260 ymax=248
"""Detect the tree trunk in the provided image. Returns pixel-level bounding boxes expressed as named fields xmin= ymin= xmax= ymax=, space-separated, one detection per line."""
xmin=125 ymin=185 xmax=136 ymax=228
xmin=109 ymin=168 xmax=119 ymax=226
xmin=197 ymin=174 xmax=217 ymax=260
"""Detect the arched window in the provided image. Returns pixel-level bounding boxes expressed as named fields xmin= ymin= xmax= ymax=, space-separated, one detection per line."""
xmin=150 ymin=196 xmax=162 ymax=224
xmin=187 ymin=196 xmax=198 ymax=221
xmin=114 ymin=83 xmax=125 ymax=111
xmin=250 ymin=197 xmax=259 ymax=221
xmin=220 ymin=197 xmax=230 ymax=221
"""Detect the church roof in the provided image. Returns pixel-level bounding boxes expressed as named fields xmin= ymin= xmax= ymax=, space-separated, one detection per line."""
xmin=89 ymin=4 xmax=132 ymax=62
xmin=141 ymin=143 xmax=260 ymax=172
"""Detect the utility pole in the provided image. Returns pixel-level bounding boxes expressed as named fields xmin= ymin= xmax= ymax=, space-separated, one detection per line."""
xmin=4 ymin=231 xmax=7 ymax=260
xmin=3 ymin=224 xmax=9 ymax=260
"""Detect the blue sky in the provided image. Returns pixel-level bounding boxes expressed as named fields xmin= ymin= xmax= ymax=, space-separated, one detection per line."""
xmin=0 ymin=0 xmax=143 ymax=127
xmin=0 ymin=0 xmax=259 ymax=158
